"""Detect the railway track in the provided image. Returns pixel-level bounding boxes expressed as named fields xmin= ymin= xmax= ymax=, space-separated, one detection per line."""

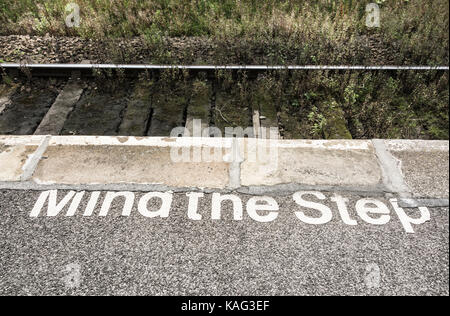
xmin=0 ymin=63 xmax=449 ymax=138
xmin=1 ymin=63 xmax=449 ymax=77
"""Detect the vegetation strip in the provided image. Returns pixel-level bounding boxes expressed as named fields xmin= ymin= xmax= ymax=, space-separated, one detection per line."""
xmin=1 ymin=1 xmax=448 ymax=67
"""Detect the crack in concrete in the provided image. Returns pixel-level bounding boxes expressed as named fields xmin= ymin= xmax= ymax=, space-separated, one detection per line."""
xmin=20 ymin=135 xmax=51 ymax=181
xmin=372 ymin=139 xmax=411 ymax=198
xmin=227 ymin=138 xmax=243 ymax=189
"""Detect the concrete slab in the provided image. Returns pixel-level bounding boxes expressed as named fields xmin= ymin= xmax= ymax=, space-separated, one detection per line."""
xmin=0 ymin=84 xmax=18 ymax=114
xmin=118 ymin=83 xmax=153 ymax=136
xmin=185 ymin=79 xmax=211 ymax=137
xmin=60 ymin=82 xmax=130 ymax=136
xmin=32 ymin=136 xmax=232 ymax=189
xmin=249 ymin=78 xmax=280 ymax=139
xmin=0 ymin=136 xmax=447 ymax=198
xmin=386 ymin=140 xmax=449 ymax=152
xmin=240 ymin=139 xmax=383 ymax=188
xmin=0 ymin=136 xmax=44 ymax=181
xmin=147 ymin=82 xmax=186 ymax=137
xmin=214 ymin=85 xmax=252 ymax=136
xmin=386 ymin=140 xmax=449 ymax=199
xmin=34 ymin=81 xmax=84 ymax=135
xmin=0 ymin=81 xmax=58 ymax=135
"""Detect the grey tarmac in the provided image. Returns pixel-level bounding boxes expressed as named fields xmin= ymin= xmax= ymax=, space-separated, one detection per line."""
xmin=0 ymin=189 xmax=448 ymax=296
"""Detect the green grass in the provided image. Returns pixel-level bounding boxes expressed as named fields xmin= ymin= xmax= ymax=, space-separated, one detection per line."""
xmin=0 ymin=0 xmax=448 ymax=65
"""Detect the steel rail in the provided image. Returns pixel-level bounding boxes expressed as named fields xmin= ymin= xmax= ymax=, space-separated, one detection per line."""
xmin=1 ymin=63 xmax=449 ymax=71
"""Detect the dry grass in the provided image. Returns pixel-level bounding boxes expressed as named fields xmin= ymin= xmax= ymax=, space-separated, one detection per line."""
xmin=0 ymin=1 xmax=448 ymax=65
